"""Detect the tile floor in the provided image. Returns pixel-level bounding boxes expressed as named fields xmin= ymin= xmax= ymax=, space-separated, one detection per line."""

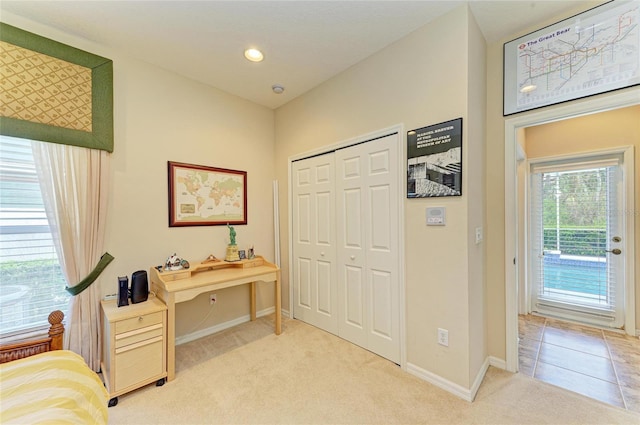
xmin=519 ymin=314 xmax=640 ymax=413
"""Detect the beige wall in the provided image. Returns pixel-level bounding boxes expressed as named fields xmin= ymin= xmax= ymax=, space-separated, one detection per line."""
xmin=275 ymin=5 xmax=486 ymax=389
xmin=523 ymin=106 xmax=640 ymax=329
xmin=465 ymin=9 xmax=487 ymax=387
xmin=2 ymin=12 xmax=277 ymax=341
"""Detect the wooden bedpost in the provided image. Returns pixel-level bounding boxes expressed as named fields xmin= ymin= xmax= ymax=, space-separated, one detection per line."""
xmin=0 ymin=310 xmax=65 ymax=363
xmin=48 ymin=310 xmax=64 ymax=351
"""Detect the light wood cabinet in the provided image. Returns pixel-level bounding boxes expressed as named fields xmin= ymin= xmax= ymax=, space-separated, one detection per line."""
xmin=101 ymin=297 xmax=167 ymax=407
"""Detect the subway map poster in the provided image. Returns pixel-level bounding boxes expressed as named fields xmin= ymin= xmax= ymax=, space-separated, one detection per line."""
xmin=504 ymin=0 xmax=639 ymax=116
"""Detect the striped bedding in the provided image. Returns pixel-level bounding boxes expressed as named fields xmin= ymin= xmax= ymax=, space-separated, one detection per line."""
xmin=0 ymin=350 xmax=108 ymax=424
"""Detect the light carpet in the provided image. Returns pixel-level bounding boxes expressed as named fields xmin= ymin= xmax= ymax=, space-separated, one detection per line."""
xmin=108 ymin=316 xmax=640 ymax=424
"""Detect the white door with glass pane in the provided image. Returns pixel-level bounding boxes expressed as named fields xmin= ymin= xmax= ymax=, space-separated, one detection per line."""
xmin=529 ymin=155 xmax=626 ymax=328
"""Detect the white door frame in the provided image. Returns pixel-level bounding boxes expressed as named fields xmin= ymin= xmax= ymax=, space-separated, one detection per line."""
xmin=288 ymin=124 xmax=407 ymax=369
xmin=504 ymin=89 xmax=639 ymax=372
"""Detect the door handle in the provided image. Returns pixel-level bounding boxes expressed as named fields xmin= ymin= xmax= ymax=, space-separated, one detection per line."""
xmin=350 ymin=255 xmax=356 ymax=260
xmin=606 ymin=248 xmax=622 ymax=255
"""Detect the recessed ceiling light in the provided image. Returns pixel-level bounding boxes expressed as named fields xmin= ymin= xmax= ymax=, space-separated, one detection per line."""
xmin=244 ymin=48 xmax=264 ymax=62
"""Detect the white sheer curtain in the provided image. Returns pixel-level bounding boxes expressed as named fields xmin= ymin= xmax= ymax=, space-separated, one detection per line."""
xmin=32 ymin=141 xmax=110 ymax=371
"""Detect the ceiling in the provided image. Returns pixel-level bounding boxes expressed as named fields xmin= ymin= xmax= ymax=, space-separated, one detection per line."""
xmin=1 ymin=1 xmax=596 ymax=109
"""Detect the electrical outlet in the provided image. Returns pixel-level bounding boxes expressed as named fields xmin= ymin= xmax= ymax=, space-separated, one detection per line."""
xmin=437 ymin=328 xmax=449 ymax=347
xmin=209 ymin=293 xmax=217 ymax=305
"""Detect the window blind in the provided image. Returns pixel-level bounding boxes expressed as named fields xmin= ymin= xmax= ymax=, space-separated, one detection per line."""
xmin=0 ymin=136 xmax=69 ymax=336
xmin=529 ymin=155 xmax=624 ymax=327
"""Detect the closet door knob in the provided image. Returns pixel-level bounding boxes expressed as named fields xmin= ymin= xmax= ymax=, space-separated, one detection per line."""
xmin=320 ymin=252 xmax=325 ymax=257
xmin=350 ymin=255 xmax=356 ymax=260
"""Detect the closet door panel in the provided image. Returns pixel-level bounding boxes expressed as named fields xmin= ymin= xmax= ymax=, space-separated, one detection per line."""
xmin=336 ymin=134 xmax=400 ymax=363
xmin=343 ymin=189 xmax=362 ymax=248
xmin=297 ymin=258 xmax=312 ymax=309
xmin=336 ymin=149 xmax=368 ymax=346
xmin=371 ymin=269 xmax=392 ymax=339
xmin=364 ymin=135 xmax=400 ymax=363
xmin=316 ymin=260 xmax=333 ymax=316
xmin=369 ymin=185 xmax=391 ymax=251
xmin=292 ymin=154 xmax=338 ymax=333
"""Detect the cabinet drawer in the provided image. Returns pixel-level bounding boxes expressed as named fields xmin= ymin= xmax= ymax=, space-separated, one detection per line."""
xmin=114 ymin=337 xmax=164 ymax=392
xmin=115 ymin=323 xmax=163 ymax=349
xmin=115 ymin=311 xmax=163 ymax=334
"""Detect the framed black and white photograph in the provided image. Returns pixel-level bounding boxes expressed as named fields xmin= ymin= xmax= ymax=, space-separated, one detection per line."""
xmin=407 ymin=118 xmax=462 ymax=198
xmin=238 ymin=250 xmax=246 ymax=260
xmin=504 ymin=0 xmax=640 ymax=116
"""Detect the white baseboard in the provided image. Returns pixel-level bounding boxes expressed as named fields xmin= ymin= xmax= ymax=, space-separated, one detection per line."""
xmin=469 ymin=358 xmax=490 ymax=401
xmin=175 ymin=306 xmax=276 ymax=346
xmin=489 ymin=356 xmax=506 ymax=370
xmin=407 ymin=357 xmax=496 ymax=402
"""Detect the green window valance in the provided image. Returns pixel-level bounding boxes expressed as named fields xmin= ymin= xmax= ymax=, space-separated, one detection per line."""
xmin=0 ymin=22 xmax=113 ymax=152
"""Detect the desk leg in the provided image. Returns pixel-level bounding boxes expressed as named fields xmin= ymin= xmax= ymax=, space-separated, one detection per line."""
xmin=165 ymin=293 xmax=176 ymax=381
xmin=250 ymin=281 xmax=256 ymax=321
xmin=275 ymin=270 xmax=282 ymax=335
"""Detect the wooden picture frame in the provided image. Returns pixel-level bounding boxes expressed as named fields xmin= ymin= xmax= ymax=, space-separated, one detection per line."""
xmin=503 ymin=0 xmax=640 ymax=116
xmin=168 ymin=161 xmax=247 ymax=227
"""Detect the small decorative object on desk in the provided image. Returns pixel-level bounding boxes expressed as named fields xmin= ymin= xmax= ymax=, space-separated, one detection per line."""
xmin=165 ymin=253 xmax=185 ymax=271
xmin=248 ymin=245 xmax=255 ymax=259
xmin=202 ymin=254 xmax=220 ymax=263
xmin=225 ymin=224 xmax=240 ymax=262
xmin=238 ymin=250 xmax=246 ymax=260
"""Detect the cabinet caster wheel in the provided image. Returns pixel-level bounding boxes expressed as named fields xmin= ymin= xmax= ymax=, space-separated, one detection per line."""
xmin=156 ymin=378 xmax=166 ymax=386
xmin=108 ymin=397 xmax=118 ymax=407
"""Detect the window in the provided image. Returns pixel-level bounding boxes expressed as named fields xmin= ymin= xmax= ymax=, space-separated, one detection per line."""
xmin=0 ymin=136 xmax=69 ymax=337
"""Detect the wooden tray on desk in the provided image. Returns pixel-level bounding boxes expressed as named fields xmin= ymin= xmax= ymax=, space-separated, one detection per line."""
xmin=157 ymin=256 xmax=266 ymax=282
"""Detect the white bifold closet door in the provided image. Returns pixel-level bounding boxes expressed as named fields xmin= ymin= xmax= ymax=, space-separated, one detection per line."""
xmin=292 ymin=154 xmax=338 ymax=334
xmin=292 ymin=133 xmax=400 ymax=364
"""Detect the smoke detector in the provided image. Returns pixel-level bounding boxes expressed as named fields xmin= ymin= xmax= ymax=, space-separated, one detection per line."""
xmin=272 ymin=84 xmax=285 ymax=94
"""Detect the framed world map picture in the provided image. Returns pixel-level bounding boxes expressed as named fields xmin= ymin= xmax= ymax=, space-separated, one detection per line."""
xmin=168 ymin=161 xmax=247 ymax=227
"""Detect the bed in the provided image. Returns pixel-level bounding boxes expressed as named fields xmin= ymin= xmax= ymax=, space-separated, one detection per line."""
xmin=0 ymin=311 xmax=109 ymax=424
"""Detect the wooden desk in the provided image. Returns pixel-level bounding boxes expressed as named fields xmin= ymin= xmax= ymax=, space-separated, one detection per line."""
xmin=149 ymin=256 xmax=281 ymax=381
